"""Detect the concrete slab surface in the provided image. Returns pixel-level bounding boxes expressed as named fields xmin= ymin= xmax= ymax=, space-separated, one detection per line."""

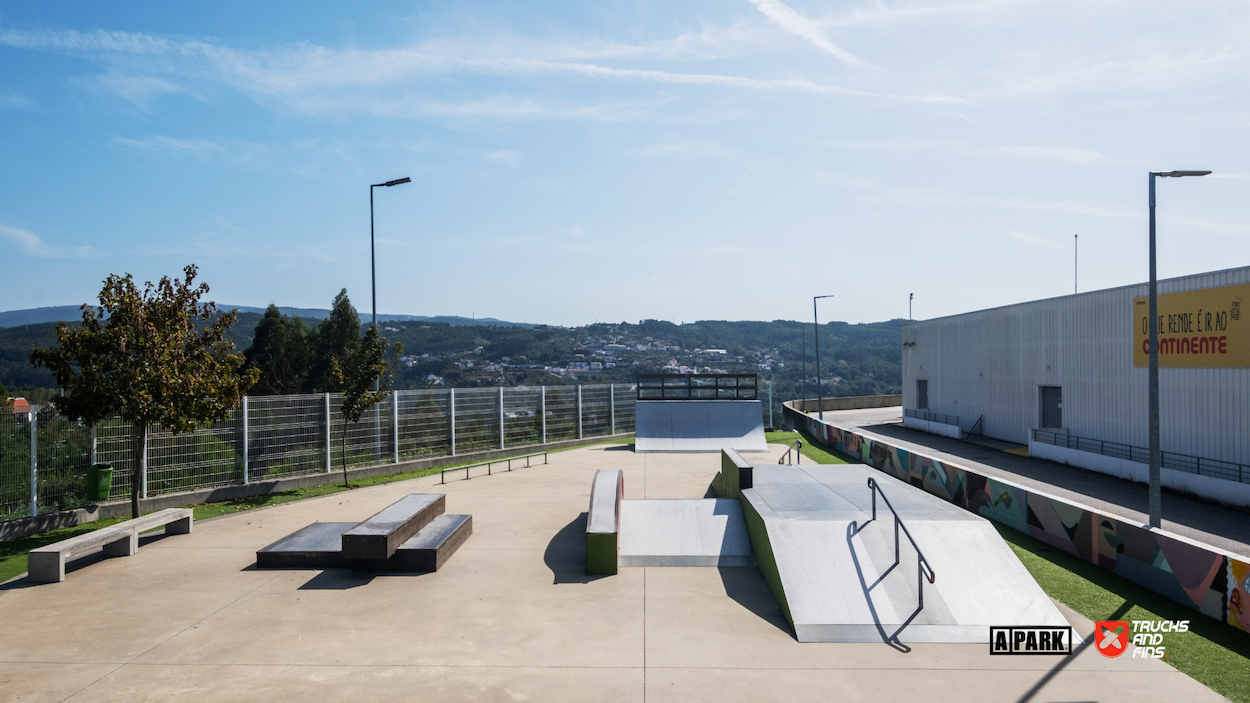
xmin=0 ymin=441 xmax=1226 ymax=703
xmin=619 ymin=499 xmax=753 ymax=567
xmin=635 ymin=400 xmax=768 ymax=453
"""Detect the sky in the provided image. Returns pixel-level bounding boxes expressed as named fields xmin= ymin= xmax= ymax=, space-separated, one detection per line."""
xmin=1 ymin=1 xmax=1248 ymax=327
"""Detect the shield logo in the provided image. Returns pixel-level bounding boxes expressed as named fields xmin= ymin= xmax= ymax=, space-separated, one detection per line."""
xmin=1095 ymin=620 xmax=1129 ymax=658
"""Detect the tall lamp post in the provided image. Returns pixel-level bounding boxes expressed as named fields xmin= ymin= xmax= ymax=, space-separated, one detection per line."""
xmin=813 ymin=294 xmax=834 ymax=420
xmin=369 ymin=176 xmax=411 ymax=459
xmin=1146 ymin=170 xmax=1210 ymax=529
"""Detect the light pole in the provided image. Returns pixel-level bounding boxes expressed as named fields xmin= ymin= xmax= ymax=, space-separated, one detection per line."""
xmin=909 ymin=293 xmax=913 ymax=321
xmin=813 ymin=294 xmax=834 ymax=420
xmin=369 ymin=176 xmax=410 ymax=460
xmin=1147 ymin=170 xmax=1210 ymax=529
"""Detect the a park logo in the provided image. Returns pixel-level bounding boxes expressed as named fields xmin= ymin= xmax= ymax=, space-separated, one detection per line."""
xmin=989 ymin=626 xmax=1073 ymax=655
xmin=1095 ymin=621 xmax=1130 ymax=658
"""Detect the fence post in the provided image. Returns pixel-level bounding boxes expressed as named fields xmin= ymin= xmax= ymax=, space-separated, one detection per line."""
xmin=610 ymin=384 xmax=615 ymax=435
xmin=769 ymin=381 xmax=773 ymax=428
xmin=141 ymin=426 xmax=148 ymax=499
xmin=393 ymin=392 xmax=400 ymax=464
xmin=577 ymin=385 xmax=583 ymax=440
xmin=325 ymin=392 xmax=332 ymax=474
xmin=89 ymin=424 xmax=97 ymax=467
xmin=29 ymin=407 xmax=37 ymax=517
xmin=499 ymin=386 xmax=505 ymax=450
xmin=242 ymin=395 xmax=249 ymax=485
xmin=450 ymin=388 xmax=457 ymax=456
xmin=541 ymin=386 xmax=547 ymax=445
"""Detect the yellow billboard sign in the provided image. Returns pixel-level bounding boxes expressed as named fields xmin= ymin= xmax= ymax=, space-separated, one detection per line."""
xmin=1134 ymin=282 xmax=1249 ymax=367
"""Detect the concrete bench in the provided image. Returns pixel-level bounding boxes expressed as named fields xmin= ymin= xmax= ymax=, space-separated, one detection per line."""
xmin=586 ymin=470 xmax=623 ymax=575
xmin=28 ymin=508 xmax=193 ymax=583
xmin=341 ymin=494 xmax=445 ymax=561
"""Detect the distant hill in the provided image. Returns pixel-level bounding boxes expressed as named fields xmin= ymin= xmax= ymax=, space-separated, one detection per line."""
xmin=0 ymin=305 xmax=533 ymax=329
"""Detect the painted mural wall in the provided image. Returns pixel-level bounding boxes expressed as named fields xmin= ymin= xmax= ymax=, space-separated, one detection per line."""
xmin=784 ymin=405 xmax=1250 ymax=635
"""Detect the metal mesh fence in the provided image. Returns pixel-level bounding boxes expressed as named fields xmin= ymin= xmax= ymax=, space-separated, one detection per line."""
xmin=1 ymin=384 xmax=632 ymax=521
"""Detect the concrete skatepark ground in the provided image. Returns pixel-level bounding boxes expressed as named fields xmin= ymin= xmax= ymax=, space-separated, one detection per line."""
xmin=0 ymin=443 xmax=1227 ymax=702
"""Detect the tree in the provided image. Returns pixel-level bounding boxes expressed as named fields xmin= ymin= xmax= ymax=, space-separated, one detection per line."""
xmin=335 ymin=325 xmax=401 ymax=487
xmin=243 ymin=305 xmax=311 ymax=395
xmin=307 ymin=289 xmax=360 ymax=393
xmin=30 ymin=265 xmax=258 ymax=518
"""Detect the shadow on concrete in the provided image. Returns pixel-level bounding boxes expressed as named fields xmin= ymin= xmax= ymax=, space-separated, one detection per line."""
xmin=544 ymin=512 xmax=609 ymax=584
xmin=716 ymin=566 xmax=794 ymax=637
xmin=846 ymin=520 xmax=912 ymax=652
xmin=297 ymin=569 xmax=375 ymax=590
xmin=602 ymin=444 xmax=635 ymax=452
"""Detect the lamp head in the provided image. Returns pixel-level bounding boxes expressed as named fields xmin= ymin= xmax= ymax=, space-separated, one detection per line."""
xmin=1157 ymin=171 xmax=1211 ymax=178
xmin=383 ymin=177 xmax=411 ymax=186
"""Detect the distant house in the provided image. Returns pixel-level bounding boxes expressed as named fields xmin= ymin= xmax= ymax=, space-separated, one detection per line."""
xmin=10 ymin=398 xmax=32 ymax=421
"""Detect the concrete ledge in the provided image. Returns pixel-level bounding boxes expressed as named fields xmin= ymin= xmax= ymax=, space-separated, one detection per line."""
xmin=1 ymin=433 xmax=631 ymax=541
xmin=792 ymin=395 xmax=901 ymax=413
xmin=586 ymin=469 xmax=623 ymax=576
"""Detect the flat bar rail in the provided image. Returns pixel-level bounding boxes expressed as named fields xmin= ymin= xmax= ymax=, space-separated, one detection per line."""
xmin=636 ymin=374 xmax=758 ymax=401
xmin=779 ymin=439 xmax=802 ymax=465
xmin=904 ymin=408 xmax=960 ymax=427
xmin=440 ymin=452 xmax=548 ymax=484
xmin=1032 ymin=429 xmax=1249 ymax=484
xmin=859 ymin=477 xmax=936 ymax=608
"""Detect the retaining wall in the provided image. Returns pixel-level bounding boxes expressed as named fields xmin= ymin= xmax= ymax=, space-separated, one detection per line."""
xmin=783 ymin=404 xmax=1250 ymax=635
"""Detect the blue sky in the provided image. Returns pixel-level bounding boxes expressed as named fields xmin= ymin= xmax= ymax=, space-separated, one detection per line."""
xmin=1 ymin=1 xmax=1247 ymax=326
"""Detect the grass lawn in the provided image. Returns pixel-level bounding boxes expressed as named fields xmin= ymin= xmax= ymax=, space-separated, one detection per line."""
xmin=1 ymin=437 xmax=634 ymax=584
xmin=995 ymin=521 xmax=1250 ymax=702
xmin=766 ymin=429 xmax=858 ymax=464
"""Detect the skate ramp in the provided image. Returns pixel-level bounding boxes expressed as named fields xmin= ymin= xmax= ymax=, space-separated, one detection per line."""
xmin=732 ymin=462 xmax=1070 ymax=643
xmin=634 ymin=400 xmax=767 ymax=453
xmin=618 ymin=499 xmax=754 ymax=567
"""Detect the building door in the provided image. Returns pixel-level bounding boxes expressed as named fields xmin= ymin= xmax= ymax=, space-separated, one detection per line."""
xmin=1039 ymin=386 xmax=1063 ymax=428
xmin=917 ymin=380 xmax=929 ymax=410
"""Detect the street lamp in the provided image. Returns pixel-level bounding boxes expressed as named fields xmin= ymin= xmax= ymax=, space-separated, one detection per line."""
xmin=370 ymin=177 xmax=411 ymax=333
xmin=1146 ymin=170 xmax=1210 ymax=529
xmin=369 ymin=176 xmax=410 ymax=461
xmin=813 ymin=294 xmax=834 ymax=420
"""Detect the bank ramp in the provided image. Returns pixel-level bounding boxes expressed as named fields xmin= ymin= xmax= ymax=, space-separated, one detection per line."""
xmin=719 ymin=456 xmax=1070 ymax=643
xmin=634 ymin=400 xmax=767 ymax=453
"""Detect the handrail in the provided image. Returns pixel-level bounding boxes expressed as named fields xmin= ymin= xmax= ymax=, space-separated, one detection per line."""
xmin=967 ymin=415 xmax=985 ymax=440
xmin=1031 ymin=428 xmax=1249 ymax=485
xmin=779 ymin=439 xmax=802 ymax=465
xmin=904 ymin=408 xmax=960 ymax=427
xmin=858 ymin=477 xmax=936 ymax=608
xmin=440 ymin=451 xmax=548 ymax=484
xmin=636 ymin=373 xmax=758 ymax=401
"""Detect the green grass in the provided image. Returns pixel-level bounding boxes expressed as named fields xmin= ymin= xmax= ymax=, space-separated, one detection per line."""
xmin=994 ymin=521 xmax=1250 ymax=702
xmin=766 ymin=429 xmax=856 ymax=464
xmin=1 ymin=438 xmax=633 ymax=583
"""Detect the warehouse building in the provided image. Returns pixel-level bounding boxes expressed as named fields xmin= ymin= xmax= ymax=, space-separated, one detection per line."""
xmin=901 ymin=265 xmax=1250 ymax=506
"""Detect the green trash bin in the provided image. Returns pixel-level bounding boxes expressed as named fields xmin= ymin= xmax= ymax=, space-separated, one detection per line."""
xmin=87 ymin=463 xmax=113 ymax=502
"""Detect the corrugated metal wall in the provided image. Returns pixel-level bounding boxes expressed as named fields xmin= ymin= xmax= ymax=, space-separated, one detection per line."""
xmin=902 ymin=266 xmax=1250 ymax=465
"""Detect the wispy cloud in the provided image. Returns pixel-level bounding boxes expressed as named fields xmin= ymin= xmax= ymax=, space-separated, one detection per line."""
xmin=746 ymin=0 xmax=874 ymax=68
xmin=822 ymin=0 xmax=1045 ymax=28
xmin=893 ymin=190 xmax=1136 ymax=219
xmin=0 ymin=223 xmax=93 ymax=258
xmin=484 ymin=150 xmax=522 ymax=168
xmin=0 ymin=27 xmax=959 ymax=120
xmin=823 ymin=140 xmax=961 ymax=150
xmin=812 ymin=171 xmax=881 ymax=189
xmin=114 ymin=135 xmax=224 ymax=156
xmin=1007 ymin=229 xmax=1065 ymax=249
xmin=634 ymin=139 xmax=736 ymax=159
xmin=979 ymin=146 xmax=1110 ymax=164
xmin=0 ymin=94 xmax=34 ymax=110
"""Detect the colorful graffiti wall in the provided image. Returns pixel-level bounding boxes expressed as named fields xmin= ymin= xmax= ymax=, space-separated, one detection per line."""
xmin=785 ymin=405 xmax=1250 ymax=635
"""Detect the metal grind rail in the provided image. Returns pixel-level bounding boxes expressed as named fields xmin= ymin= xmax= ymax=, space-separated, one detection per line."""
xmin=856 ymin=477 xmax=936 ymax=608
xmin=779 ymin=439 xmax=802 ymax=465
xmin=440 ymin=451 xmax=548 ymax=484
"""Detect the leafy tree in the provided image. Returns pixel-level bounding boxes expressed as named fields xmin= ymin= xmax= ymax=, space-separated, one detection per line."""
xmin=307 ymin=289 xmax=360 ymax=393
xmin=244 ymin=305 xmax=311 ymax=395
xmin=30 ymin=265 xmax=258 ymax=518
xmin=335 ymin=325 xmax=401 ymax=487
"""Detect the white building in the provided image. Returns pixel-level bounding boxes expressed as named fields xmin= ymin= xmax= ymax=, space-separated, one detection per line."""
xmin=901 ymin=266 xmax=1250 ymax=505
